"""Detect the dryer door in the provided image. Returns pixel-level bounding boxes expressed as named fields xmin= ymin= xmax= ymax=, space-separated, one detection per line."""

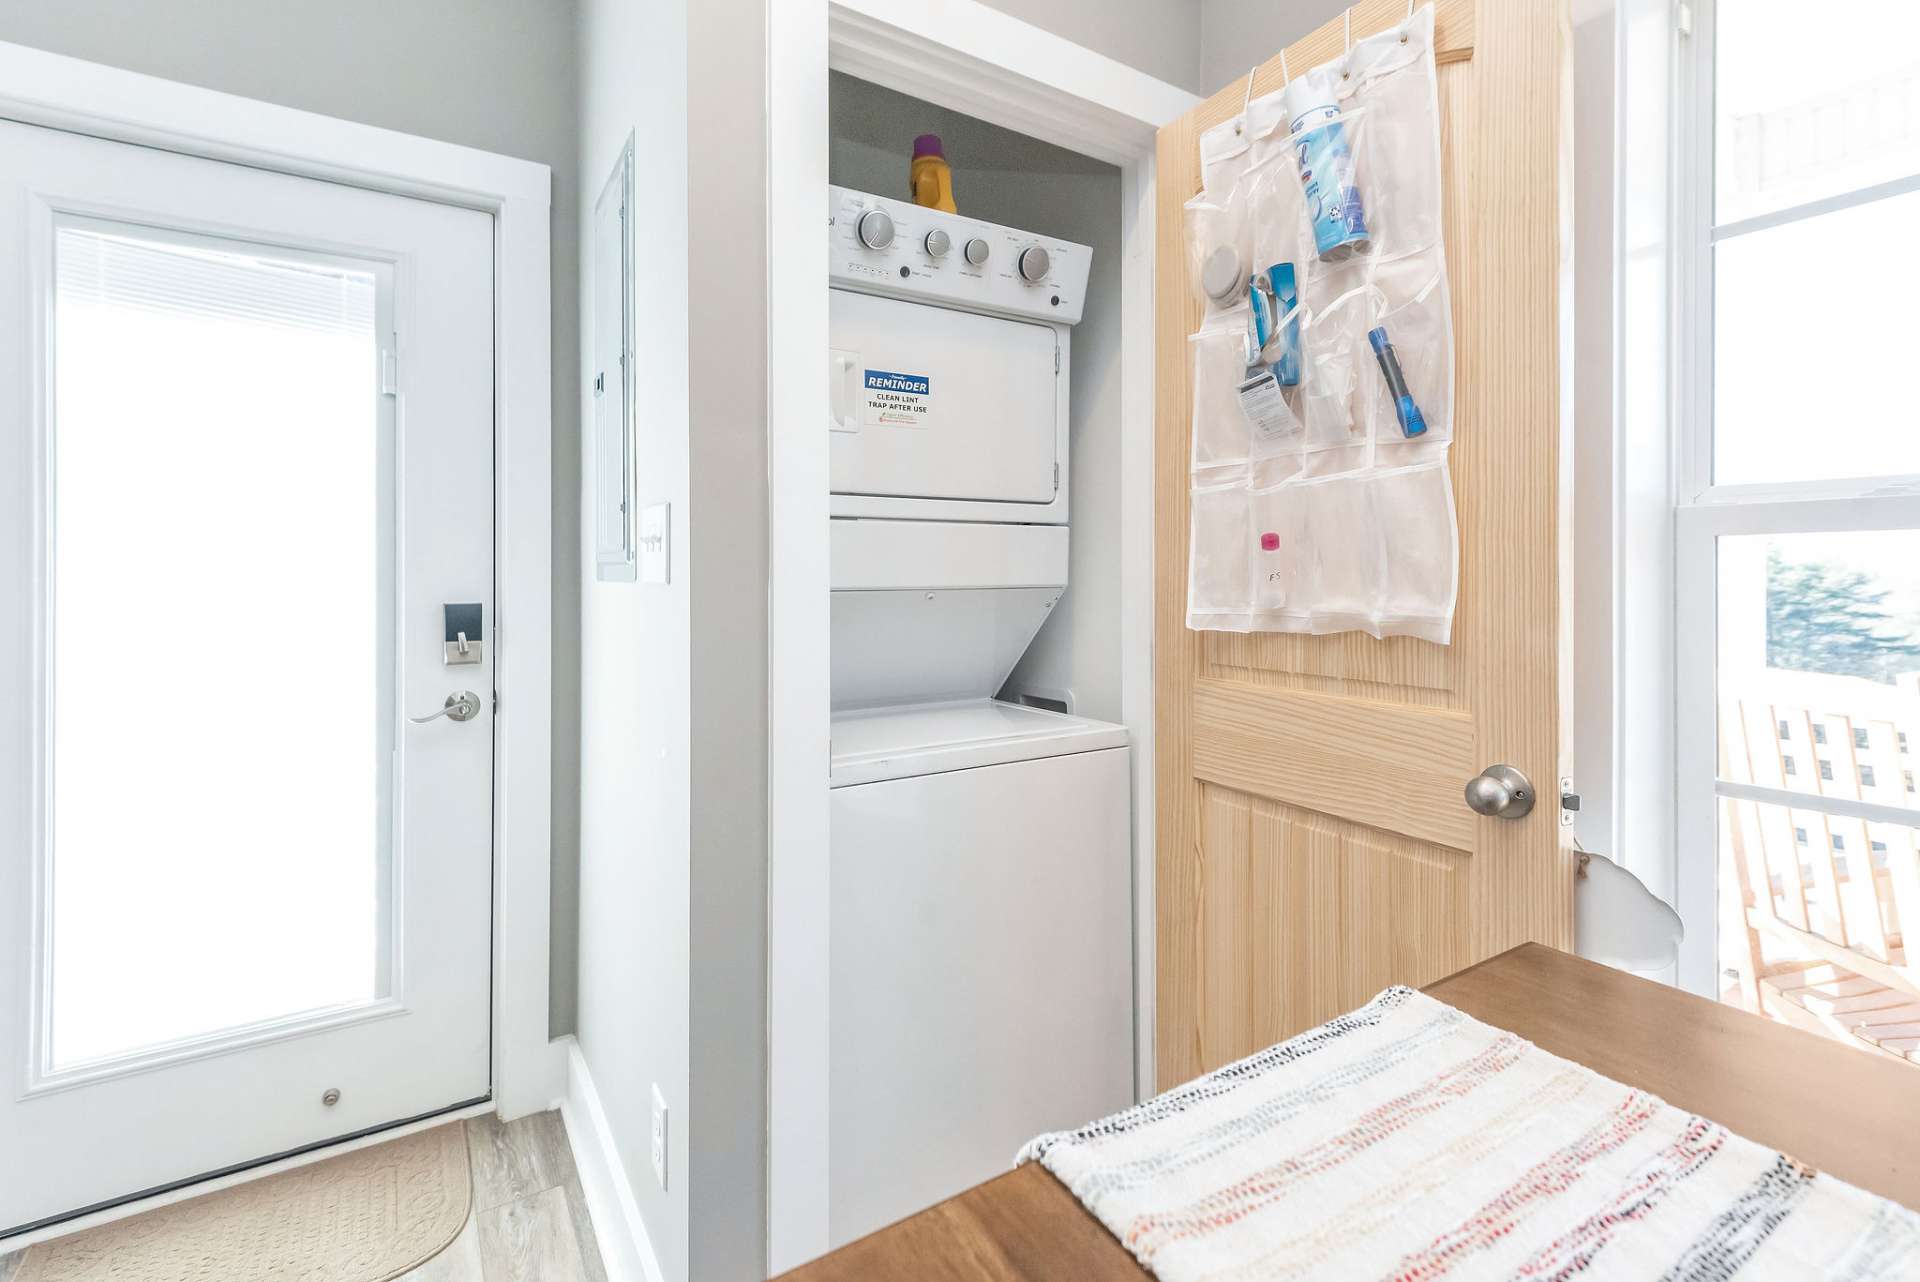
xmin=829 ymin=289 xmax=1059 ymax=504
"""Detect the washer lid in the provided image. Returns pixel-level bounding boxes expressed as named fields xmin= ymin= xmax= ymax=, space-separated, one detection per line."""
xmin=830 ymin=698 xmax=1129 ymax=788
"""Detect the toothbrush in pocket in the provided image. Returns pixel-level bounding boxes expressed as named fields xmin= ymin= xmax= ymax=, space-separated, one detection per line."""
xmin=1368 ymin=325 xmax=1427 ymax=438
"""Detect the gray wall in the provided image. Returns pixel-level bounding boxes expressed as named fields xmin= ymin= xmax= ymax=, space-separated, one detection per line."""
xmin=578 ymin=0 xmax=775 ymax=1276
xmin=827 ymin=72 xmax=1125 ymax=723
xmin=0 ymin=0 xmax=586 ymax=1037
xmin=984 ymin=0 xmax=1399 ymax=113
xmin=983 ymin=0 xmax=1203 ymax=92
xmin=1197 ymin=0 xmax=1349 ymax=93
xmin=576 ymin=0 xmax=694 ymax=1269
xmin=687 ymin=0 xmax=772 ymax=1277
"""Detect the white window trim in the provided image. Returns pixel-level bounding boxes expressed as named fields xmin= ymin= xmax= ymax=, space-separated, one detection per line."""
xmin=0 ymin=36 xmax=559 ymax=1136
xmin=1668 ymin=0 xmax=1920 ymax=996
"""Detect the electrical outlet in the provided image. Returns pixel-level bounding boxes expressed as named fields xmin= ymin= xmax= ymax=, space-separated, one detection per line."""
xmin=650 ymin=1084 xmax=668 ymax=1191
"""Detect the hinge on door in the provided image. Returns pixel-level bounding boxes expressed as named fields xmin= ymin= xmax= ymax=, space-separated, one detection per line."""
xmin=381 ymin=340 xmax=399 ymax=396
xmin=1676 ymin=2 xmax=1693 ymax=35
xmin=1053 ymin=461 xmax=1061 ymax=490
xmin=1054 ymin=345 xmax=1061 ymax=373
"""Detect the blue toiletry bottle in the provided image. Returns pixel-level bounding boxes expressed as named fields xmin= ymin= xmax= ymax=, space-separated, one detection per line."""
xmin=1268 ymin=264 xmax=1300 ymax=387
xmin=1369 ymin=326 xmax=1426 ymax=437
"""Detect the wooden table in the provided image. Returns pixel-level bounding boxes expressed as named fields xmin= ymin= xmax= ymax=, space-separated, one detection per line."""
xmin=779 ymin=943 xmax=1920 ymax=1281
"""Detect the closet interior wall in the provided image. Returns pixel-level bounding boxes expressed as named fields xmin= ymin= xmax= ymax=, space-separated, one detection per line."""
xmin=827 ymin=70 xmax=1125 ymax=722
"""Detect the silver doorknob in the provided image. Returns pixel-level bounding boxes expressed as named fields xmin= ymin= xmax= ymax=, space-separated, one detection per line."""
xmin=1464 ymin=764 xmax=1535 ymax=818
xmin=411 ymin=691 xmax=481 ymax=724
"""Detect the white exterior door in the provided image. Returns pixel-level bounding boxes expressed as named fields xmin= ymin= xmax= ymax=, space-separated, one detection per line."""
xmin=0 ymin=119 xmax=496 ymax=1234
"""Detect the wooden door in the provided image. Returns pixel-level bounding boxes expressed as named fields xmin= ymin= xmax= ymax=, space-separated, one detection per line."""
xmin=1154 ymin=0 xmax=1573 ymax=1087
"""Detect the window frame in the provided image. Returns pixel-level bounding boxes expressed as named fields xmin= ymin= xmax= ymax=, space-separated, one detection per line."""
xmin=1672 ymin=0 xmax=1920 ymax=995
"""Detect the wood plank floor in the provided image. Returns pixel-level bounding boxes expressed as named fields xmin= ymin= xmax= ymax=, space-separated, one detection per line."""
xmin=0 ymin=1112 xmax=607 ymax=1282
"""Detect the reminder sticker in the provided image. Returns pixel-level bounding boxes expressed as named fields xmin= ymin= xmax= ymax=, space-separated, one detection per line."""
xmin=862 ymin=369 xmax=932 ymax=428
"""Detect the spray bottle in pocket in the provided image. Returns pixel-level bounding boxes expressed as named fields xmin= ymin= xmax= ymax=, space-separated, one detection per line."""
xmin=1283 ymin=71 xmax=1369 ymax=262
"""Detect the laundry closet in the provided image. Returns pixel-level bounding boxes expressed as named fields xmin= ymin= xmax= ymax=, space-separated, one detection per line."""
xmin=822 ymin=72 xmax=1140 ymax=1248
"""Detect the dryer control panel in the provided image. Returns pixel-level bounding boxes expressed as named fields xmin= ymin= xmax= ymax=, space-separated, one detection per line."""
xmin=828 ymin=185 xmax=1090 ymax=325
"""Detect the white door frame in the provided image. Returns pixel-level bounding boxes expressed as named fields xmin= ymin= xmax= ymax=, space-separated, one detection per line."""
xmin=0 ymin=35 xmax=557 ymax=1158
xmin=768 ymin=3 xmax=1196 ymax=1269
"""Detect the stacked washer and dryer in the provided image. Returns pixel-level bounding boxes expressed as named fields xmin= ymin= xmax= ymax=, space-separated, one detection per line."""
xmin=825 ymin=185 xmax=1135 ymax=1247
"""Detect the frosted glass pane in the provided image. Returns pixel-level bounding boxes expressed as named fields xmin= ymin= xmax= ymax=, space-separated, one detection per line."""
xmin=1713 ymin=190 xmax=1920 ymax=486
xmin=49 ymin=222 xmax=389 ymax=1069
xmin=1716 ymin=1 xmax=1920 ymax=225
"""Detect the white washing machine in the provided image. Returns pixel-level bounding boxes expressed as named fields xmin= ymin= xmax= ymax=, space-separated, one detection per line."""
xmin=825 ymin=186 xmax=1134 ymax=1247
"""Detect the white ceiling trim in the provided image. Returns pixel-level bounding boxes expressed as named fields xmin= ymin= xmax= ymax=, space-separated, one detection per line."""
xmin=827 ymin=0 xmax=1201 ymax=167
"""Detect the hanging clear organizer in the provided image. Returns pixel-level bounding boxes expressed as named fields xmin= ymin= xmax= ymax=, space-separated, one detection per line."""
xmin=1184 ymin=4 xmax=1457 ymax=644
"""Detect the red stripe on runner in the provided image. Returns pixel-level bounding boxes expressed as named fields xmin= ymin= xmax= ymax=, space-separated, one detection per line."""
xmin=1383 ymin=1091 xmax=1666 ymax=1282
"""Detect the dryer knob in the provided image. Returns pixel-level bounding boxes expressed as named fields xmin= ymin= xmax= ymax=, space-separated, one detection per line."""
xmin=856 ymin=208 xmax=895 ymax=251
xmin=1018 ymin=245 xmax=1051 ymax=283
xmin=924 ymin=228 xmax=951 ymax=257
xmin=963 ymin=236 xmax=991 ymax=266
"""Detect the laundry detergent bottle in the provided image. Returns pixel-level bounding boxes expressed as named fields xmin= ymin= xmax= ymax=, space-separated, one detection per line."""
xmin=910 ymin=134 xmax=958 ymax=213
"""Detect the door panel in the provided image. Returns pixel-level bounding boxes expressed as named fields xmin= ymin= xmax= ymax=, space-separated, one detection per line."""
xmin=0 ymin=120 xmax=495 ymax=1233
xmin=1191 ymin=680 xmax=1478 ymax=850
xmin=1155 ymin=0 xmax=1572 ymax=1087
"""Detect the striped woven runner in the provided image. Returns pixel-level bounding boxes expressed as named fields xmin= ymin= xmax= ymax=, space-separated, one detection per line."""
xmin=1020 ymin=987 xmax=1919 ymax=1281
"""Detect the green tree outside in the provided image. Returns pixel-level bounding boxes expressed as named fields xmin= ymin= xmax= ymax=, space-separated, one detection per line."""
xmin=1767 ymin=549 xmax=1920 ymax=684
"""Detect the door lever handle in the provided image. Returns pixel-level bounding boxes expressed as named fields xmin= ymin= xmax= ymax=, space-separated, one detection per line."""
xmin=411 ymin=691 xmax=482 ymax=724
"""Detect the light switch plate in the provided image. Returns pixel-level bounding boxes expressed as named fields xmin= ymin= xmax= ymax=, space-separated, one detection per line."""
xmin=639 ymin=503 xmax=670 ymax=584
xmin=650 ymin=1083 xmax=668 ymax=1190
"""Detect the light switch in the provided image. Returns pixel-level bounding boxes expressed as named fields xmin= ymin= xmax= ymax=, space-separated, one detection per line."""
xmin=639 ymin=503 xmax=670 ymax=584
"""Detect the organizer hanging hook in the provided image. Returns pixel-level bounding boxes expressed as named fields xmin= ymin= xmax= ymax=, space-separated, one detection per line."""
xmin=1235 ymin=65 xmax=1256 ymax=134
xmin=1342 ymin=8 xmax=1352 ymax=77
xmin=1402 ymin=0 xmax=1414 ymax=40
xmin=1279 ymin=48 xmax=1292 ymax=87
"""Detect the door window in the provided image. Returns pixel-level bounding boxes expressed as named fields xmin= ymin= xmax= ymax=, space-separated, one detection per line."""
xmin=47 ymin=220 xmax=394 ymax=1072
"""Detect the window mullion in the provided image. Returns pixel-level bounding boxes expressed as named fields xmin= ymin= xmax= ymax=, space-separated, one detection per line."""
xmin=1714 ymin=779 xmax=1920 ymax=832
xmin=1710 ymin=169 xmax=1920 ymax=246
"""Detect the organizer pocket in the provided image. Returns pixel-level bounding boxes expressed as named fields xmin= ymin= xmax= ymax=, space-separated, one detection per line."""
xmin=1243 ymin=153 xmax=1308 ymax=290
xmin=1371 ymin=462 xmax=1457 ymax=640
xmin=1294 ymin=286 xmax=1372 ymax=476
xmin=1300 ymin=475 xmax=1378 ymax=620
xmin=1191 ymin=319 xmax=1256 ymax=470
xmin=1248 ymin=484 xmax=1316 ymax=613
xmin=1349 ymin=37 xmax=1443 ymax=262
xmin=1363 ymin=264 xmax=1452 ymax=468
xmin=1185 ymin=189 xmax=1253 ymax=318
xmin=1188 ymin=483 xmax=1253 ymax=616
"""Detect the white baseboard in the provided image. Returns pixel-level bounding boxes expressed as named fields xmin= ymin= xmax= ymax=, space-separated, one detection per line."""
xmin=556 ymin=1035 xmax=665 ymax=1282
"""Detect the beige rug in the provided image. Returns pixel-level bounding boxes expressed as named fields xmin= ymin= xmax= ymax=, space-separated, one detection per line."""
xmin=17 ymin=1122 xmax=471 ymax=1282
